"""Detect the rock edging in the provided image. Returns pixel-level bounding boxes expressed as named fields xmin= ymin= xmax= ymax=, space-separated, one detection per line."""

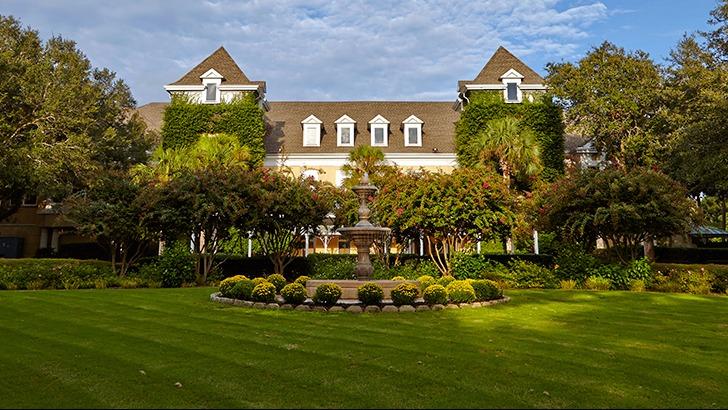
xmin=210 ymin=292 xmax=510 ymax=313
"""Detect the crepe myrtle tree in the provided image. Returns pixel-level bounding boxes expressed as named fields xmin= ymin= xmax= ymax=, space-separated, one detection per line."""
xmin=534 ymin=167 xmax=696 ymax=262
xmin=253 ymin=170 xmax=335 ymax=275
xmin=373 ymin=168 xmax=516 ymax=276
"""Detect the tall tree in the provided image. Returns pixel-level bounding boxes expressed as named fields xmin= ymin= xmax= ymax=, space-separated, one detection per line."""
xmin=546 ymin=42 xmax=664 ymax=168
xmin=474 ymin=117 xmax=542 ymax=187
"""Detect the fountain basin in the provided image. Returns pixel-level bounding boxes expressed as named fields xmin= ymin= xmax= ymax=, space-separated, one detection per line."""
xmin=306 ymin=279 xmax=418 ymax=300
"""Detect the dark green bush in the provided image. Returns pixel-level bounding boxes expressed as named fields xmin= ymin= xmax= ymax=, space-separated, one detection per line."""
xmin=653 ymin=263 xmax=728 ymax=294
xmin=469 ymin=279 xmax=502 ymax=301
xmin=417 ymin=275 xmax=436 ymax=291
xmin=251 ymin=282 xmax=277 ymax=303
xmin=446 ymin=280 xmax=477 ymax=303
xmin=553 ymin=245 xmax=602 ymax=283
xmin=422 ymin=284 xmax=448 ymax=305
xmin=312 ymin=283 xmax=342 ymax=306
xmin=437 ymin=275 xmax=456 ymax=288
xmin=155 ymin=242 xmax=197 ymax=288
xmin=267 ymin=273 xmax=287 ymax=292
xmin=308 ymin=254 xmax=356 ymax=280
xmin=219 ymin=275 xmax=248 ymax=298
xmin=589 ymin=264 xmax=627 ymax=290
xmin=507 ymin=260 xmax=558 ymax=289
xmin=390 ymin=282 xmax=419 ymax=306
xmin=294 ymin=275 xmax=310 ymax=286
xmin=281 ymin=283 xmax=307 ymax=305
xmin=357 ymin=282 xmax=384 ymax=305
xmin=230 ymin=279 xmax=255 ymax=300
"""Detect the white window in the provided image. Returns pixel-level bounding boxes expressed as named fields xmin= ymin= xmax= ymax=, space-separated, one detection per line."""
xmin=200 ymin=68 xmax=223 ymax=104
xmin=335 ymin=115 xmax=356 ymax=147
xmin=205 ymin=83 xmax=217 ymax=102
xmin=302 ymin=169 xmax=320 ymax=181
xmin=301 ymin=115 xmax=323 ymax=147
xmin=369 ymin=115 xmax=390 ymax=147
xmin=402 ymin=115 xmax=423 ymax=147
xmin=500 ymin=69 xmax=524 ymax=103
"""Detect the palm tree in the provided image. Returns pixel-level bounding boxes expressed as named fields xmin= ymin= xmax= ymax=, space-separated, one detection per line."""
xmin=341 ymin=145 xmax=387 ymax=186
xmin=475 ymin=117 xmax=542 ymax=187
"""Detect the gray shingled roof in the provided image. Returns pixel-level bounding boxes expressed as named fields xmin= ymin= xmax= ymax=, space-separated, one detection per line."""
xmin=168 ymin=46 xmax=265 ymax=91
xmin=459 ymin=46 xmax=544 ymax=91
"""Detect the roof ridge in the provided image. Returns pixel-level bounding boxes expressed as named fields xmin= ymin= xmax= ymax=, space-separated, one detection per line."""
xmin=168 ymin=46 xmax=253 ymax=86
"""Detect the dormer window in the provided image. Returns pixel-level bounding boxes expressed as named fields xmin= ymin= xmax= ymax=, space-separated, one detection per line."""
xmin=402 ymin=115 xmax=423 ymax=147
xmin=369 ymin=115 xmax=389 ymax=147
xmin=200 ymin=68 xmax=223 ymax=104
xmin=335 ymin=115 xmax=356 ymax=147
xmin=500 ymin=69 xmax=524 ymax=103
xmin=301 ymin=115 xmax=323 ymax=147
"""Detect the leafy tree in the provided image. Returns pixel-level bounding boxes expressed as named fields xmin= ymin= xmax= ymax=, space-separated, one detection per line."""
xmin=373 ymin=168 xmax=515 ymax=275
xmin=65 ymin=171 xmax=156 ymax=276
xmin=703 ymin=0 xmax=728 ymax=62
xmin=340 ymin=145 xmax=398 ymax=188
xmin=254 ymin=172 xmax=333 ymax=275
xmin=546 ymin=41 xmax=664 ymax=168
xmin=534 ymin=168 xmax=696 ymax=262
xmin=473 ymin=117 xmax=542 ymax=186
xmin=0 ymin=15 xmax=151 ymax=220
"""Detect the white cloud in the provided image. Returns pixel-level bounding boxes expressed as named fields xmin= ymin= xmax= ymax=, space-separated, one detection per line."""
xmin=2 ymin=0 xmax=609 ymax=104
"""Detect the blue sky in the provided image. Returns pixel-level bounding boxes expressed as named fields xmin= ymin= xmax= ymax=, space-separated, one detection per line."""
xmin=3 ymin=0 xmax=718 ymax=105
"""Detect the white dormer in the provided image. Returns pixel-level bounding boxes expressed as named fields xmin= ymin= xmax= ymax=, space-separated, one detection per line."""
xmin=200 ymin=69 xmax=223 ymax=103
xmin=335 ymin=115 xmax=356 ymax=147
xmin=301 ymin=115 xmax=323 ymax=147
xmin=500 ymin=69 xmax=524 ymax=103
xmin=369 ymin=115 xmax=389 ymax=147
xmin=402 ymin=115 xmax=424 ymax=147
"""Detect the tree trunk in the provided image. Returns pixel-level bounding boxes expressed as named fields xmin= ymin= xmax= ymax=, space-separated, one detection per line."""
xmin=643 ymin=237 xmax=655 ymax=262
xmin=721 ymin=196 xmax=727 ymax=231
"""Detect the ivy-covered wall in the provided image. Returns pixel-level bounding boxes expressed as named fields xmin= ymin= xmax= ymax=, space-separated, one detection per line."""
xmin=161 ymin=93 xmax=266 ymax=164
xmin=455 ymin=92 xmax=565 ymax=181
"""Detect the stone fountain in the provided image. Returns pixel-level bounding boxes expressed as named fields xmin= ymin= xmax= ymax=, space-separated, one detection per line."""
xmin=337 ymin=173 xmax=391 ymax=280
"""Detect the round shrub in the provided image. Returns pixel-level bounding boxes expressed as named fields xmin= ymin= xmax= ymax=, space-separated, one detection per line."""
xmin=446 ymin=280 xmax=476 ymax=304
xmin=219 ymin=275 xmax=248 ymax=298
xmin=252 ymin=277 xmax=268 ymax=287
xmin=281 ymin=283 xmax=308 ymax=305
xmin=357 ymin=282 xmax=384 ymax=305
xmin=417 ymin=275 xmax=436 ymax=291
xmin=391 ymin=276 xmax=406 ymax=281
xmin=230 ymin=278 xmax=254 ymax=300
xmin=251 ymin=282 xmax=276 ymax=303
xmin=312 ymin=283 xmax=342 ymax=307
xmin=422 ymin=284 xmax=448 ymax=305
xmin=390 ymin=282 xmax=419 ymax=306
xmin=294 ymin=275 xmax=310 ymax=286
xmin=267 ymin=273 xmax=287 ymax=292
xmin=469 ymin=279 xmax=502 ymax=301
xmin=437 ymin=275 xmax=456 ymax=288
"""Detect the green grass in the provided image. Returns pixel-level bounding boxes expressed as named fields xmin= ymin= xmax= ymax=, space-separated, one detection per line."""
xmin=0 ymin=288 xmax=727 ymax=408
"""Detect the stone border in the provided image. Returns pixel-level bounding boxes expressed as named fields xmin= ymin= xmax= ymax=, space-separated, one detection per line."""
xmin=210 ymin=292 xmax=510 ymax=313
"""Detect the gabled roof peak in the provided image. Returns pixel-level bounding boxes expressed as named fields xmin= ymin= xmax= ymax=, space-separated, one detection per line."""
xmin=459 ymin=46 xmax=544 ymax=90
xmin=168 ymin=46 xmax=255 ymax=86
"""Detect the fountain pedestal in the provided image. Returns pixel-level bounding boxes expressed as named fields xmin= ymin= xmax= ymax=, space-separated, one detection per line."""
xmin=337 ymin=174 xmax=390 ymax=281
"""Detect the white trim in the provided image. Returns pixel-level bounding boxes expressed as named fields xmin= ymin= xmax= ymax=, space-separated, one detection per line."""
xmin=335 ymin=114 xmax=356 ymax=124
xmin=164 ymin=85 xmax=206 ymax=91
xmin=200 ymin=68 xmax=224 ymax=79
xmin=202 ymin=78 xmax=221 ymax=104
xmin=218 ymin=84 xmax=260 ymax=91
xmin=301 ymin=115 xmax=323 ymax=124
xmin=265 ymin=152 xmax=457 ymax=168
xmin=503 ymin=78 xmax=522 ymax=103
xmin=302 ymin=124 xmax=321 ymax=147
xmin=370 ymin=124 xmax=388 ymax=147
xmin=369 ymin=114 xmax=390 ymax=124
xmin=403 ymin=124 xmax=422 ymax=147
xmin=402 ymin=114 xmax=424 ymax=124
xmin=164 ymin=84 xmax=260 ymax=92
xmin=463 ymin=83 xmax=546 ymax=91
xmin=337 ymin=123 xmax=355 ymax=147
xmin=500 ymin=68 xmax=524 ymax=79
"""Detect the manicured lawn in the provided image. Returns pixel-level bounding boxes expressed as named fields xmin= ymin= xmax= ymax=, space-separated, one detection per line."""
xmin=0 ymin=288 xmax=726 ymax=408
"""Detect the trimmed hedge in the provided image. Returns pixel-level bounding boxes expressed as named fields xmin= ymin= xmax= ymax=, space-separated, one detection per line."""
xmin=455 ymin=92 xmax=565 ymax=181
xmin=452 ymin=253 xmax=554 ymax=280
xmin=655 ymin=247 xmax=728 ymax=264
xmin=161 ymin=94 xmax=266 ymax=164
xmin=0 ymin=259 xmax=114 ymax=290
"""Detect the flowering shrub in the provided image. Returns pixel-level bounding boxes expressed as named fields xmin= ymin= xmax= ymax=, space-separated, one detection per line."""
xmin=357 ymin=282 xmax=384 ymax=305
xmin=219 ymin=275 xmax=248 ymax=298
xmin=446 ymin=280 xmax=476 ymax=303
xmin=294 ymin=275 xmax=310 ymax=286
xmin=390 ymin=282 xmax=419 ymax=306
xmin=281 ymin=283 xmax=307 ymax=305
xmin=422 ymin=284 xmax=448 ymax=305
xmin=251 ymin=281 xmax=276 ymax=303
xmin=417 ymin=275 xmax=436 ymax=291
xmin=437 ymin=275 xmax=456 ymax=288
xmin=267 ymin=273 xmax=287 ymax=292
xmin=312 ymin=283 xmax=342 ymax=306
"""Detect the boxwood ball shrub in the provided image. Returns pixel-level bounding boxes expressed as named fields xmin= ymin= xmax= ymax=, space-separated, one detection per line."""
xmin=219 ymin=275 xmax=248 ymax=298
xmin=251 ymin=281 xmax=277 ymax=303
xmin=267 ymin=273 xmax=287 ymax=292
xmin=437 ymin=275 xmax=456 ymax=288
xmin=294 ymin=275 xmax=310 ymax=286
xmin=230 ymin=278 xmax=254 ymax=300
xmin=469 ymin=279 xmax=502 ymax=301
xmin=417 ymin=275 xmax=436 ymax=291
xmin=390 ymin=282 xmax=419 ymax=306
xmin=313 ymin=283 xmax=342 ymax=307
xmin=446 ymin=280 xmax=477 ymax=304
xmin=281 ymin=283 xmax=307 ymax=305
xmin=585 ymin=276 xmax=611 ymax=291
xmin=422 ymin=284 xmax=448 ymax=305
xmin=357 ymin=282 xmax=384 ymax=305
